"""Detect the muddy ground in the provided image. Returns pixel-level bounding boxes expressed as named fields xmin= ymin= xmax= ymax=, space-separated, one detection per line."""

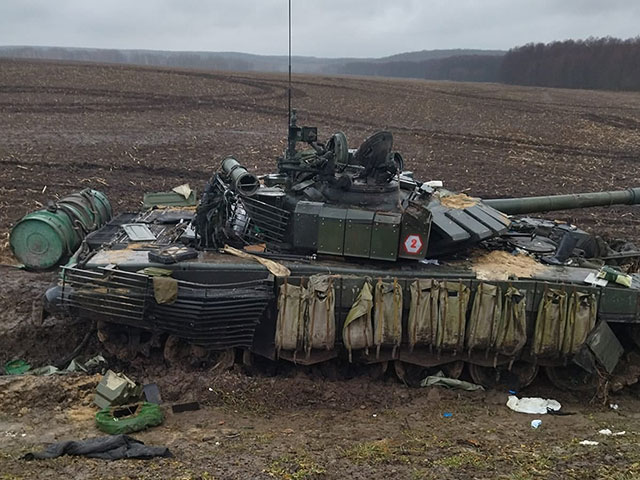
xmin=1 ymin=59 xmax=640 ymax=479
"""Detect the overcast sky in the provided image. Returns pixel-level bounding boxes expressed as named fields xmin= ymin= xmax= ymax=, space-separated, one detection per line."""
xmin=0 ymin=0 xmax=638 ymax=58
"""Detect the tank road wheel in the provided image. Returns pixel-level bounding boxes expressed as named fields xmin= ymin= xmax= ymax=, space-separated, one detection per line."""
xmin=211 ymin=348 xmax=236 ymax=372
xmin=468 ymin=362 xmax=539 ymax=390
xmin=163 ymin=335 xmax=210 ymax=367
xmin=97 ymin=321 xmax=153 ymax=361
xmin=545 ymin=365 xmax=598 ymax=392
xmin=442 ymin=361 xmax=465 ymax=379
xmin=366 ymin=361 xmax=389 ymax=380
xmin=394 ymin=361 xmax=464 ymax=387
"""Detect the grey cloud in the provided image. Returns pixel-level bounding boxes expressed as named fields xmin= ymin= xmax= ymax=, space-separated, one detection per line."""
xmin=0 ymin=0 xmax=637 ymax=57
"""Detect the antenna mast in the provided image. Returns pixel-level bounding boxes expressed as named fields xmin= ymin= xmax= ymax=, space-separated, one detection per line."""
xmin=287 ymin=0 xmax=292 ymax=124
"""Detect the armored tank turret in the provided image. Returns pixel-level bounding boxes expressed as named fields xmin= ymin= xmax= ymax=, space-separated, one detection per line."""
xmin=36 ymin=115 xmax=640 ymax=393
xmin=192 ymin=113 xmax=640 ymax=263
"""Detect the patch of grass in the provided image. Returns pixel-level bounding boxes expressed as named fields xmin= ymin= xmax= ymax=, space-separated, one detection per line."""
xmin=264 ymin=453 xmax=325 ymax=480
xmin=596 ymin=463 xmax=640 ymax=480
xmin=343 ymin=439 xmax=406 ymax=466
xmin=206 ymin=386 xmax=270 ymax=416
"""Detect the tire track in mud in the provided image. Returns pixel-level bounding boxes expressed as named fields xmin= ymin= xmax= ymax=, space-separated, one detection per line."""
xmin=291 ymin=107 xmax=639 ymax=162
xmin=0 ymin=75 xmax=294 ymax=114
xmin=0 ymin=157 xmax=211 ymax=178
xmin=2 ymin=92 xmax=636 ymax=164
xmin=413 ymin=84 xmax=640 ymax=112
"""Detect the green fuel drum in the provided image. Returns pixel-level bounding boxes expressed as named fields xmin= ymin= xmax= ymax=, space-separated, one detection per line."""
xmin=9 ymin=189 xmax=111 ymax=270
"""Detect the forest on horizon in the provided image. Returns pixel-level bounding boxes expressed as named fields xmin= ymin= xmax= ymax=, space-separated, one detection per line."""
xmin=1 ymin=37 xmax=639 ymax=91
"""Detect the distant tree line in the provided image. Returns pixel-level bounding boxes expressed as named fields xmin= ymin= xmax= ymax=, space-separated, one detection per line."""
xmin=338 ymin=37 xmax=640 ymax=90
xmin=2 ymin=37 xmax=639 ymax=90
xmin=500 ymin=37 xmax=640 ymax=90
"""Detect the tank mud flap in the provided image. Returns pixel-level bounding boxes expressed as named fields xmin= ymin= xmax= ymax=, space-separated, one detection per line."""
xmin=408 ymin=279 xmax=439 ymax=351
xmin=373 ymin=279 xmax=403 ymax=358
xmin=275 ymin=282 xmax=306 ymax=353
xmin=562 ymin=291 xmax=597 ymax=356
xmin=534 ymin=287 xmax=598 ymax=358
xmin=497 ymin=286 xmax=527 ymax=357
xmin=343 ymin=281 xmax=374 ymax=362
xmin=306 ymin=275 xmax=336 ymax=354
xmin=275 ymin=275 xmax=336 ymax=358
xmin=466 ymin=282 xmax=502 ymax=354
xmin=437 ymin=281 xmax=470 ymax=354
xmin=466 ymin=283 xmax=527 ymax=363
xmin=408 ymin=280 xmax=469 ymax=354
xmin=534 ymin=288 xmax=567 ymax=357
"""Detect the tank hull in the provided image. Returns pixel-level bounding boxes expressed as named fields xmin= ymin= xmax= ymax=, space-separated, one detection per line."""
xmin=47 ymin=230 xmax=639 ymax=390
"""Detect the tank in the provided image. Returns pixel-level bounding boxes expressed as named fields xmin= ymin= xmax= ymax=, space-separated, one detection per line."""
xmin=39 ymin=114 xmax=640 ymax=392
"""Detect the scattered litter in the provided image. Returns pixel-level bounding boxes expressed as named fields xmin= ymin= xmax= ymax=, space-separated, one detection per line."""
xmin=597 ymin=266 xmax=632 ymax=288
xmin=599 ymin=429 xmax=625 ymax=436
xmin=96 ymin=402 xmax=164 ymax=435
xmin=420 ymin=258 xmax=439 ymax=266
xmin=609 ymin=403 xmax=619 ymax=410
xmin=506 ymin=395 xmax=561 ymax=415
xmin=172 ymin=183 xmax=192 ymax=200
xmin=22 ymin=434 xmax=171 ymax=460
xmin=443 ymin=412 xmax=453 ymax=418
xmin=420 ymin=374 xmax=484 ymax=391
xmin=425 ymin=180 xmax=443 ymax=188
xmin=579 ymin=440 xmax=599 ymax=446
xmin=372 ymin=414 xmax=378 ymax=418
xmin=208 ymin=387 xmax=214 ymax=392
xmin=142 ymin=383 xmax=162 ymax=405
xmin=531 ymin=419 xmax=542 ymax=429
xmin=584 ymin=272 xmax=608 ymax=287
xmin=94 ymin=370 xmax=143 ymax=409
xmin=31 ymin=355 xmax=107 ymax=376
xmin=4 ymin=359 xmax=31 ymax=375
xmin=223 ymin=244 xmax=290 ymax=277
xmin=171 ymin=401 xmax=200 ymax=413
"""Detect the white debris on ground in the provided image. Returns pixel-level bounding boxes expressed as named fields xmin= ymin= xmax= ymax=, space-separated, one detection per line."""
xmin=506 ymin=395 xmax=561 ymax=414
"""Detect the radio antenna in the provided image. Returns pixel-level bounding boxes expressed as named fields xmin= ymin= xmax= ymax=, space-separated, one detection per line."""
xmin=287 ymin=0 xmax=292 ymax=125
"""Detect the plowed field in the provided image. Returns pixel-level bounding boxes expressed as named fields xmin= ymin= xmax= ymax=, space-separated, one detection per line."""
xmin=1 ymin=59 xmax=640 ymax=479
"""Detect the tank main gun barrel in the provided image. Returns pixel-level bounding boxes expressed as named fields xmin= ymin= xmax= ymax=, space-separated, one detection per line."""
xmin=484 ymin=187 xmax=640 ymax=215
